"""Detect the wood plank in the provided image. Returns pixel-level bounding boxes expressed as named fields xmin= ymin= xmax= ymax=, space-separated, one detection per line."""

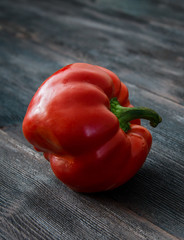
xmin=2 ymin=82 xmax=184 ymax=239
xmin=0 ymin=130 xmax=179 ymax=240
xmin=0 ymin=0 xmax=184 ymax=125
xmin=1 ymin=0 xmax=184 ymax=239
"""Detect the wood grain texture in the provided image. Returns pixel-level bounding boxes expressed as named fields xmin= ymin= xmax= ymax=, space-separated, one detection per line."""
xmin=0 ymin=0 xmax=184 ymax=126
xmin=0 ymin=130 xmax=180 ymax=240
xmin=2 ymin=82 xmax=184 ymax=239
xmin=0 ymin=0 xmax=184 ymax=239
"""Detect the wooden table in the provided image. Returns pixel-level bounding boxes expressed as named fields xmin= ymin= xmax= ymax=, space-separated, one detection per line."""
xmin=1 ymin=0 xmax=184 ymax=239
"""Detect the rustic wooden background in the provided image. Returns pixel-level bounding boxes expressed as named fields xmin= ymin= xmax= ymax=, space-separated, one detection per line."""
xmin=0 ymin=0 xmax=184 ymax=239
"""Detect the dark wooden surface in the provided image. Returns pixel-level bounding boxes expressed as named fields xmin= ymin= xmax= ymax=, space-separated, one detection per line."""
xmin=0 ymin=0 xmax=184 ymax=239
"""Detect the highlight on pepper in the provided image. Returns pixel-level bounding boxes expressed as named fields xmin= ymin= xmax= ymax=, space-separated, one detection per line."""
xmin=22 ymin=63 xmax=162 ymax=193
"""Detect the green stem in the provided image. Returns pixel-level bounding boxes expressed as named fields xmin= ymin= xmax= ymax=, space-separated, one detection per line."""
xmin=110 ymin=98 xmax=162 ymax=132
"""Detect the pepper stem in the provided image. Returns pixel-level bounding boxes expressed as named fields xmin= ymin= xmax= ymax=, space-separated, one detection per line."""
xmin=110 ymin=98 xmax=162 ymax=132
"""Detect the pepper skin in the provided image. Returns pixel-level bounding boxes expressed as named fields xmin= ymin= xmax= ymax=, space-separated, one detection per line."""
xmin=22 ymin=63 xmax=162 ymax=193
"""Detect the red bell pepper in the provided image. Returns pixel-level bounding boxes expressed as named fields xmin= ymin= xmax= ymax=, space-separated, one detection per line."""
xmin=22 ymin=63 xmax=162 ymax=193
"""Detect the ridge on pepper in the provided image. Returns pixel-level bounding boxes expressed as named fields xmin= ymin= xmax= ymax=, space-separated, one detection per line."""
xmin=22 ymin=63 xmax=162 ymax=193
